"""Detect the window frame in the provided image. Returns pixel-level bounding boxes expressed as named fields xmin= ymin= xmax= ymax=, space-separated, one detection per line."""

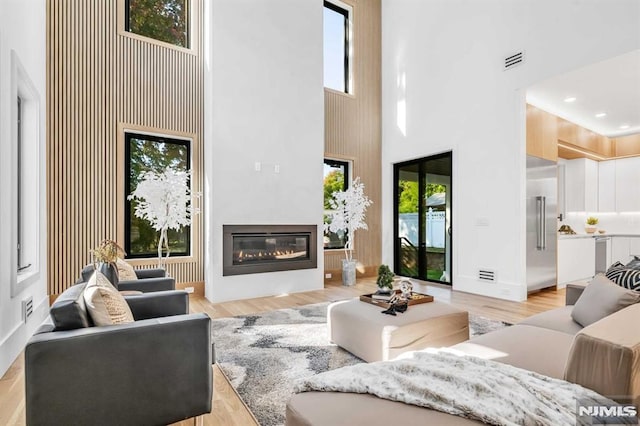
xmin=323 ymin=158 xmax=352 ymax=251
xmin=323 ymin=0 xmax=353 ymax=95
xmin=124 ymin=131 xmax=193 ymax=259
xmin=10 ymin=50 xmax=42 ymax=297
xmin=119 ymin=0 xmax=197 ymax=54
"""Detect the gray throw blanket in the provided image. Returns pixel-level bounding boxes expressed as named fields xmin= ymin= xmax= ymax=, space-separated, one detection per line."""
xmin=294 ymin=349 xmax=615 ymax=426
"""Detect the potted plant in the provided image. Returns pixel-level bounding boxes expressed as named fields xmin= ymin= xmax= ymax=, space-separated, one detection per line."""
xmin=376 ymin=264 xmax=394 ymax=294
xmin=90 ymin=239 xmax=126 ymax=285
xmin=324 ymin=177 xmax=372 ymax=286
xmin=585 ymin=216 xmax=598 ymax=234
xmin=128 ymin=168 xmax=200 ymax=268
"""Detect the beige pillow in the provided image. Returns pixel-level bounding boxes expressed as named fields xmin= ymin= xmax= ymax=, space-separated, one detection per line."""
xmin=84 ymin=271 xmax=135 ymax=326
xmin=116 ymin=258 xmax=138 ymax=281
xmin=571 ymin=274 xmax=640 ymax=327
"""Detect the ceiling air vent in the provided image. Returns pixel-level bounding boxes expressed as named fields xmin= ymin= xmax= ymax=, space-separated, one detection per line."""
xmin=478 ymin=269 xmax=496 ymax=282
xmin=504 ymin=51 xmax=524 ymax=70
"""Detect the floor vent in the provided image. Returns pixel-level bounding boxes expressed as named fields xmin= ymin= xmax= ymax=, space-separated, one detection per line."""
xmin=23 ymin=296 xmax=34 ymax=323
xmin=478 ymin=269 xmax=496 ymax=282
xmin=504 ymin=51 xmax=524 ymax=70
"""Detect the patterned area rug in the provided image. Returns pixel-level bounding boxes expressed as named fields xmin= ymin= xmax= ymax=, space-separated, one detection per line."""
xmin=211 ymin=301 xmax=510 ymax=426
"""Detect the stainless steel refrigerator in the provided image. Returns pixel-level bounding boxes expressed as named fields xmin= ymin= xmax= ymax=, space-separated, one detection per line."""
xmin=526 ymin=156 xmax=558 ymax=291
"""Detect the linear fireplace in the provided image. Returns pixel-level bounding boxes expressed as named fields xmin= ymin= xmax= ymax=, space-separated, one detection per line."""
xmin=222 ymin=225 xmax=318 ymax=276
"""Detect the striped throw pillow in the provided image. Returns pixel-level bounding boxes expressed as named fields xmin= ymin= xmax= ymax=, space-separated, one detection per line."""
xmin=605 ymin=263 xmax=640 ymax=291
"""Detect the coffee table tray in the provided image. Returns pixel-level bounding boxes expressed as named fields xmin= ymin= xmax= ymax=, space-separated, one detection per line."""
xmin=359 ymin=290 xmax=433 ymax=309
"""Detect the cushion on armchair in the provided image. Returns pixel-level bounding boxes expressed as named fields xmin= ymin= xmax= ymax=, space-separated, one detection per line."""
xmin=49 ymin=283 xmax=92 ymax=331
xmin=571 ymin=274 xmax=640 ymax=327
xmin=116 ymin=258 xmax=138 ymax=281
xmin=84 ymin=271 xmax=135 ymax=326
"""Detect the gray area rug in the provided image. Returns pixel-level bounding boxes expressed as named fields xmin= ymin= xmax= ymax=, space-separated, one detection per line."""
xmin=211 ymin=301 xmax=510 ymax=426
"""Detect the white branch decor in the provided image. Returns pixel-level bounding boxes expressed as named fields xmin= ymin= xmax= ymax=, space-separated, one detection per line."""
xmin=127 ymin=168 xmax=200 ymax=268
xmin=324 ymin=177 xmax=372 ymax=262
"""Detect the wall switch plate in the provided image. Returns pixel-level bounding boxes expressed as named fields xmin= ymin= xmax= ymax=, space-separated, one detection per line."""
xmin=254 ymin=162 xmax=261 ymax=172
xmin=274 ymin=164 xmax=280 ymax=173
xmin=325 ymin=273 xmax=332 ymax=279
xmin=184 ymin=286 xmax=194 ymax=294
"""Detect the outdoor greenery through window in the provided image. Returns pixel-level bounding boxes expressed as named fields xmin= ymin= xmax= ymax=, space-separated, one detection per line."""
xmin=125 ymin=132 xmax=191 ymax=258
xmin=323 ymin=0 xmax=351 ymax=93
xmin=126 ymin=0 xmax=190 ymax=48
xmin=323 ymin=159 xmax=350 ymax=249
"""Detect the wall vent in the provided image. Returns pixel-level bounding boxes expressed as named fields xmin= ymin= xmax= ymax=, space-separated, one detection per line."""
xmin=22 ymin=296 xmax=34 ymax=323
xmin=504 ymin=51 xmax=524 ymax=70
xmin=478 ymin=269 xmax=496 ymax=282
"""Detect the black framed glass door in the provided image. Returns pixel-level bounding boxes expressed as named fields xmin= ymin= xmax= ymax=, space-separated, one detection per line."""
xmin=394 ymin=152 xmax=452 ymax=284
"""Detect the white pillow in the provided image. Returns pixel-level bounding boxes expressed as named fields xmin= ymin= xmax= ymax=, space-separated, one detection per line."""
xmin=84 ymin=271 xmax=135 ymax=326
xmin=116 ymin=258 xmax=138 ymax=281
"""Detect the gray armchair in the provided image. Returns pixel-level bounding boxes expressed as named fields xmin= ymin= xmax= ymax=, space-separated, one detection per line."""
xmin=78 ymin=263 xmax=175 ymax=292
xmin=25 ymin=285 xmax=213 ymax=426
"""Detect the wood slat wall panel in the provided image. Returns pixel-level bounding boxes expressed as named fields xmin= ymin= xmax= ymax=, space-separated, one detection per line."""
xmin=47 ymin=0 xmax=204 ymax=296
xmin=324 ymin=0 xmax=382 ymax=275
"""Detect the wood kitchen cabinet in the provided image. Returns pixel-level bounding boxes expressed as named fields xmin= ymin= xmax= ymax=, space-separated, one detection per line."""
xmin=526 ymin=105 xmax=558 ymax=161
xmin=565 ymin=158 xmax=598 ymax=212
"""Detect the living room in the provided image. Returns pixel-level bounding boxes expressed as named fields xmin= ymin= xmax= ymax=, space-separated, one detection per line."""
xmin=0 ymin=0 xmax=639 ymax=425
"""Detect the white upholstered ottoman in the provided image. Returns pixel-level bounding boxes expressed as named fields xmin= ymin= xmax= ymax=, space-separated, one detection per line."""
xmin=328 ymin=298 xmax=469 ymax=362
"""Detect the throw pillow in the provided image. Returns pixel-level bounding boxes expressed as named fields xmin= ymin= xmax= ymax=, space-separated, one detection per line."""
xmin=625 ymin=255 xmax=640 ymax=270
xmin=116 ymin=258 xmax=138 ymax=281
xmin=83 ymin=271 xmax=135 ymax=326
xmin=605 ymin=261 xmax=640 ymax=291
xmin=571 ymin=274 xmax=640 ymax=327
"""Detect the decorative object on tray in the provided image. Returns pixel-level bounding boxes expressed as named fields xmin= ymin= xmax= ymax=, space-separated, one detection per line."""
xmin=558 ymin=224 xmax=576 ymax=235
xmin=90 ymin=239 xmax=126 ymax=286
xmin=399 ymin=279 xmax=413 ymax=300
xmin=381 ymin=299 xmax=407 ymax=316
xmin=376 ymin=264 xmax=394 ymax=292
xmin=585 ymin=216 xmax=599 ymax=234
xmin=127 ymin=168 xmax=201 ymax=268
xmin=324 ymin=177 xmax=373 ymax=286
xmin=360 ymin=290 xmax=433 ymax=309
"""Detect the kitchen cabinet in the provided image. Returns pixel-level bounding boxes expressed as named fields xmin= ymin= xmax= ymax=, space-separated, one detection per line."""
xmin=526 ymin=105 xmax=558 ymax=162
xmin=598 ymin=160 xmax=616 ymax=212
xmin=611 ymin=237 xmax=630 ymax=264
xmin=557 ymin=238 xmax=595 ymax=286
xmin=565 ymin=158 xmax=598 ymax=212
xmin=614 ymin=157 xmax=640 ymax=212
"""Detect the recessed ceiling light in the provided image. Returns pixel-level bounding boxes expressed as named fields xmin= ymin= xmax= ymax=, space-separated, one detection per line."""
xmin=564 ymin=97 xmax=576 ymax=103
xmin=595 ymin=112 xmax=607 ymax=118
xmin=619 ymin=124 xmax=630 ymax=129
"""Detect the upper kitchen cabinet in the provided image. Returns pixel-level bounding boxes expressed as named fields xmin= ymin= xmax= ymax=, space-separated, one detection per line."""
xmin=613 ymin=134 xmax=640 ymax=157
xmin=565 ymin=158 xmax=598 ymax=212
xmin=557 ymin=117 xmax=614 ymax=160
xmin=526 ymin=105 xmax=558 ymax=162
xmin=615 ymin=156 xmax=640 ymax=212
xmin=598 ymin=160 xmax=616 ymax=212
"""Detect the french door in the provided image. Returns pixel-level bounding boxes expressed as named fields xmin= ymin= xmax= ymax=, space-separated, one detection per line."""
xmin=393 ymin=152 xmax=452 ymax=284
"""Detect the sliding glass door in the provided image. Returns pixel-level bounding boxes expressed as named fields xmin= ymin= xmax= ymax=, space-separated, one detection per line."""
xmin=394 ymin=152 xmax=452 ymax=284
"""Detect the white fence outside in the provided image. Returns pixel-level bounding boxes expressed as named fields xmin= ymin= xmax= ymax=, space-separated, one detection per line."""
xmin=398 ymin=209 xmax=446 ymax=248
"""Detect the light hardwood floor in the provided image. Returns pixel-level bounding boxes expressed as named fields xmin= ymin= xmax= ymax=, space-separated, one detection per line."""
xmin=0 ymin=278 xmax=565 ymax=426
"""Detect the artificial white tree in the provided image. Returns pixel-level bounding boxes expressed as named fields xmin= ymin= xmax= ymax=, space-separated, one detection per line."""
xmin=324 ymin=177 xmax=373 ymax=262
xmin=127 ymin=168 xmax=200 ymax=268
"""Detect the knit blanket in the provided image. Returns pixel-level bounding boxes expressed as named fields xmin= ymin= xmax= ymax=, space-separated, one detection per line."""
xmin=293 ymin=349 xmax=613 ymax=426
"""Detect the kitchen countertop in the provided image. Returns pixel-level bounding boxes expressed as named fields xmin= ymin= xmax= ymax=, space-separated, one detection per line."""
xmin=558 ymin=233 xmax=640 ymax=240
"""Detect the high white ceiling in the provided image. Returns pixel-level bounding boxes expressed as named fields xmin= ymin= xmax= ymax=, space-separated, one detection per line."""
xmin=526 ymin=50 xmax=640 ymax=138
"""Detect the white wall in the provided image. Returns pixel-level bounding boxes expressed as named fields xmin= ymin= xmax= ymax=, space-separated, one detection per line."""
xmin=203 ymin=0 xmax=325 ymax=302
xmin=0 ymin=0 xmax=49 ymax=377
xmin=382 ymin=0 xmax=640 ymax=301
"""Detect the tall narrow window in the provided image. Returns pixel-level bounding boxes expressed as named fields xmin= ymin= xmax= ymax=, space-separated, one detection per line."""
xmin=16 ymin=96 xmax=28 ymax=272
xmin=323 ymin=0 xmax=351 ymax=93
xmin=125 ymin=132 xmax=191 ymax=258
xmin=323 ymin=159 xmax=350 ymax=249
xmin=125 ymin=0 xmax=190 ymax=48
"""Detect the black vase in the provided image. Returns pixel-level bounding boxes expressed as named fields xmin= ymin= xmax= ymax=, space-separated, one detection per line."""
xmin=98 ymin=262 xmax=119 ymax=288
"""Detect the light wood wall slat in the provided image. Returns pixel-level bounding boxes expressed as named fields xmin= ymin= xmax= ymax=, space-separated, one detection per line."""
xmin=324 ymin=0 xmax=382 ymax=274
xmin=47 ymin=0 xmax=204 ymax=295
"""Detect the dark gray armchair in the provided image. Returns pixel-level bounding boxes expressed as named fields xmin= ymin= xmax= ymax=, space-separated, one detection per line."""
xmin=78 ymin=263 xmax=175 ymax=292
xmin=25 ymin=284 xmax=213 ymax=426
